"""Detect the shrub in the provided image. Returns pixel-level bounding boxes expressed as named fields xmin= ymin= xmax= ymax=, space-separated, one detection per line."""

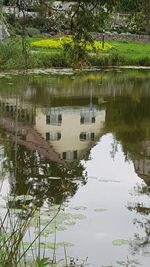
xmin=138 ymin=57 xmax=150 ymax=66
xmin=32 ymin=52 xmax=69 ymax=68
xmin=88 ymin=54 xmax=110 ymax=67
xmin=0 ymin=38 xmax=32 ymax=70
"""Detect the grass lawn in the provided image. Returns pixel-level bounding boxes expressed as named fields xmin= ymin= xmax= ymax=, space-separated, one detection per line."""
xmin=109 ymin=41 xmax=150 ymax=65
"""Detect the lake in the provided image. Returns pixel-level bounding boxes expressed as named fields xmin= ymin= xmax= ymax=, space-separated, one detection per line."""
xmin=0 ymin=69 xmax=150 ymax=267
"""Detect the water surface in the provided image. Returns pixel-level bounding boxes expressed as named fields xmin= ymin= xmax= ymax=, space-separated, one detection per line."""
xmin=0 ymin=69 xmax=150 ymax=266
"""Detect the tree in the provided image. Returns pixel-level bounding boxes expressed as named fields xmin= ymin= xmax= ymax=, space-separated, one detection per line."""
xmin=62 ymin=0 xmax=118 ymax=67
xmin=118 ymin=0 xmax=150 ymax=34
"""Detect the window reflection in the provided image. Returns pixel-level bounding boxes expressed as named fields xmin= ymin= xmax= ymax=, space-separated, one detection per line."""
xmin=46 ymin=114 xmax=62 ymax=125
xmin=80 ymin=109 xmax=96 ymax=124
xmin=80 ymin=116 xmax=95 ymax=124
xmin=62 ymin=151 xmax=77 ymax=160
xmin=80 ymin=132 xmax=95 ymax=141
xmin=46 ymin=132 xmax=61 ymax=141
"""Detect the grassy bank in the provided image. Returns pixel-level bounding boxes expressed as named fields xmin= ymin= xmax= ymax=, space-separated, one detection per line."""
xmin=0 ymin=37 xmax=150 ymax=70
xmin=88 ymin=41 xmax=150 ymax=66
xmin=111 ymin=41 xmax=150 ymax=66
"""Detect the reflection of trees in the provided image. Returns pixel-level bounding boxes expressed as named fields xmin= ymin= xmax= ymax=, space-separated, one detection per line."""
xmin=2 ymin=141 xmax=87 ymax=208
xmin=1 ymin=70 xmax=150 ymax=108
xmin=128 ymin=195 xmax=150 ymax=256
xmin=105 ymin=95 xmax=150 ymax=256
xmin=105 ymin=96 xmax=150 ymax=161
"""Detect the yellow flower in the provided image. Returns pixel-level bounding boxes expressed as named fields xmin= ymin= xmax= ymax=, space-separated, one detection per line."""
xmin=31 ymin=36 xmax=112 ymax=51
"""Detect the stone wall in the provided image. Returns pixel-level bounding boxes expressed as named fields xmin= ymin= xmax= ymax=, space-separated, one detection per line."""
xmin=95 ymin=32 xmax=150 ymax=43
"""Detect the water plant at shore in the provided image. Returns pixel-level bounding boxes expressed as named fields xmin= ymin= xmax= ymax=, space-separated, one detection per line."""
xmin=0 ymin=193 xmax=61 ymax=267
xmin=0 ymin=185 xmax=88 ymax=267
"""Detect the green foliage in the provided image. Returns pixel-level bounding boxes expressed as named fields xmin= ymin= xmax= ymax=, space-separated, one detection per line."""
xmin=32 ymin=51 xmax=68 ymax=68
xmin=63 ymin=40 xmax=89 ymax=69
xmin=0 ymin=38 xmax=32 ymax=69
xmin=0 ymin=198 xmax=35 ymax=266
xmin=36 ymin=257 xmax=50 ymax=267
xmin=65 ymin=0 xmax=117 ymax=67
xmin=117 ymin=0 xmax=142 ymax=12
xmin=88 ymin=53 xmax=110 ymax=67
xmin=118 ymin=0 xmax=150 ymax=34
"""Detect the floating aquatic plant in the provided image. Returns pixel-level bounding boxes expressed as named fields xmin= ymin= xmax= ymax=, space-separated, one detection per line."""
xmin=112 ymin=239 xmax=129 ymax=246
xmin=94 ymin=208 xmax=107 ymax=212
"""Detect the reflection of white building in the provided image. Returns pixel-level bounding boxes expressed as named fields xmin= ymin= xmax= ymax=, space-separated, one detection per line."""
xmin=134 ymin=141 xmax=150 ymax=185
xmin=35 ymin=106 xmax=105 ymax=161
xmin=134 ymin=159 xmax=150 ymax=178
xmin=0 ymin=97 xmax=106 ymax=163
xmin=0 ymin=98 xmax=35 ymax=124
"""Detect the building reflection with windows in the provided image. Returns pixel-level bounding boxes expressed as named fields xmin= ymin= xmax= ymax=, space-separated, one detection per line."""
xmin=35 ymin=106 xmax=105 ymax=162
xmin=0 ymin=94 xmax=106 ymax=164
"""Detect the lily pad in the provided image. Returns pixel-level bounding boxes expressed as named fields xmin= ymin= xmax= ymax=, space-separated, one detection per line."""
xmin=94 ymin=208 xmax=107 ymax=212
xmin=38 ymin=242 xmax=74 ymax=250
xmin=71 ymin=206 xmax=87 ymax=211
xmin=41 ymin=225 xmax=67 ymax=236
xmin=112 ymin=239 xmax=129 ymax=246
xmin=71 ymin=214 xmax=86 ymax=220
xmin=64 ymin=221 xmax=76 ymax=226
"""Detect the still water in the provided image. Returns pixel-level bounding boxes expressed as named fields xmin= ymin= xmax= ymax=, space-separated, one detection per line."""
xmin=0 ymin=69 xmax=150 ymax=266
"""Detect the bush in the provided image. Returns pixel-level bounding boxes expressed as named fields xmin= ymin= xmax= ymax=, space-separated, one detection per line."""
xmin=49 ymin=53 xmax=69 ymax=67
xmin=110 ymin=52 xmax=122 ymax=65
xmin=138 ymin=57 xmax=150 ymax=66
xmin=88 ymin=54 xmax=110 ymax=67
xmin=32 ymin=52 xmax=69 ymax=68
xmin=0 ymin=38 xmax=32 ymax=70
